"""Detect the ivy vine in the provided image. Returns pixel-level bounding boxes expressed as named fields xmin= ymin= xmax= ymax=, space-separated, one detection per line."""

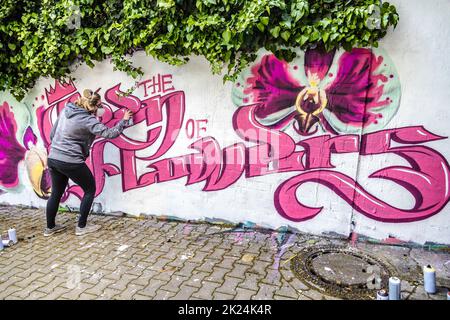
xmin=0 ymin=0 xmax=399 ymax=100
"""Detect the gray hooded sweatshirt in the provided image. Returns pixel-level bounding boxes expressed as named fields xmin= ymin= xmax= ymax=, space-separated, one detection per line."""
xmin=48 ymin=102 xmax=127 ymax=163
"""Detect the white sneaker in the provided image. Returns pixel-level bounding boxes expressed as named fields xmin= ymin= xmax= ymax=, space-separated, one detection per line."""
xmin=75 ymin=224 xmax=101 ymax=236
xmin=43 ymin=224 xmax=67 ymax=237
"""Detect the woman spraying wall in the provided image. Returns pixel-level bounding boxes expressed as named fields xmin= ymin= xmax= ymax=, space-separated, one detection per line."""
xmin=44 ymin=89 xmax=133 ymax=236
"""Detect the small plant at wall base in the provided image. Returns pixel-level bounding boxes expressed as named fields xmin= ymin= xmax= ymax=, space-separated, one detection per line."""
xmin=0 ymin=0 xmax=399 ymax=100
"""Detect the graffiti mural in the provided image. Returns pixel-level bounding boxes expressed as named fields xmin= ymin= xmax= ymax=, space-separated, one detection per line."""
xmin=0 ymin=46 xmax=449 ymax=243
xmin=231 ymin=48 xmax=449 ymax=222
xmin=232 ymin=47 xmax=400 ymax=135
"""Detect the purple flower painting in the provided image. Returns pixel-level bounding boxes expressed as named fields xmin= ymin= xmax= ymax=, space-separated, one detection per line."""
xmin=232 ymin=47 xmax=401 ymax=135
xmin=0 ymin=102 xmax=26 ymax=189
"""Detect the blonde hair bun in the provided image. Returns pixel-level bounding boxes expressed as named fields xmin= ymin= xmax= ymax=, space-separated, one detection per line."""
xmin=75 ymin=89 xmax=101 ymax=113
xmin=83 ymin=89 xmax=93 ymax=98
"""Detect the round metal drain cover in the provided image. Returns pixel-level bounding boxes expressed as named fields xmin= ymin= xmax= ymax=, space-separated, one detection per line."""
xmin=291 ymin=245 xmax=396 ymax=299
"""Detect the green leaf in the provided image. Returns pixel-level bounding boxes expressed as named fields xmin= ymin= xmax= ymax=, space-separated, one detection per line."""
xmin=281 ymin=31 xmax=290 ymax=41
xmin=256 ymin=23 xmax=265 ymax=32
xmin=101 ymin=46 xmax=114 ymax=54
xmin=260 ymin=16 xmax=269 ymax=26
xmin=296 ymin=34 xmax=308 ymax=46
xmin=222 ymin=29 xmax=232 ymax=43
xmin=270 ymin=26 xmax=280 ymax=38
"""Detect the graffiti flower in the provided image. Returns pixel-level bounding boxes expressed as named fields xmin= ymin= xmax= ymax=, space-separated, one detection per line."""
xmin=232 ymin=47 xmax=401 ymax=135
xmin=0 ymin=102 xmax=26 ymax=189
xmin=23 ymin=126 xmax=52 ymax=199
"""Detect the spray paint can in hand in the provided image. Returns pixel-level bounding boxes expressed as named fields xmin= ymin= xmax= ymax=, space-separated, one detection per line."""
xmin=389 ymin=277 xmax=401 ymax=300
xmin=376 ymin=289 xmax=389 ymax=300
xmin=423 ymin=265 xmax=436 ymax=294
xmin=8 ymin=228 xmax=17 ymax=244
xmin=447 ymin=289 xmax=450 ymax=300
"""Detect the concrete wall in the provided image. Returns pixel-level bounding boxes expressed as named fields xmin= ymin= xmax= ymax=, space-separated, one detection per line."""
xmin=1 ymin=0 xmax=450 ymax=244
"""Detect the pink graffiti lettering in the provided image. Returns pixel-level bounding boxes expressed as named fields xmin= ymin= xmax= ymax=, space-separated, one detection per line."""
xmin=37 ymin=81 xmax=450 ymax=223
xmin=275 ymin=126 xmax=450 ymax=222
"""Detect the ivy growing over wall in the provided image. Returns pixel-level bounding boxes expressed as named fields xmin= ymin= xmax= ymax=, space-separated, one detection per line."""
xmin=0 ymin=0 xmax=399 ymax=100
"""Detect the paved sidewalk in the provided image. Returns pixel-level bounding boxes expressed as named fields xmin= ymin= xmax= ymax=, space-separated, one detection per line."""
xmin=0 ymin=204 xmax=449 ymax=300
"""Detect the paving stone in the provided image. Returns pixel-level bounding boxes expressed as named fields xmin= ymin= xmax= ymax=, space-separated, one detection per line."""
xmin=226 ymin=263 xmax=250 ymax=280
xmin=217 ymin=257 xmax=237 ymax=270
xmin=261 ymin=270 xmax=282 ymax=287
xmin=84 ymin=278 xmax=116 ymax=296
xmin=160 ymin=275 xmax=189 ymax=293
xmin=40 ymin=286 xmax=72 ymax=300
xmin=238 ymin=273 xmax=262 ymax=292
xmin=115 ymin=284 xmax=145 ymax=300
xmin=0 ymin=205 xmax=447 ymax=301
xmin=60 ymin=282 xmax=95 ymax=299
xmin=213 ymin=292 xmax=234 ymax=300
xmin=131 ymin=293 xmax=151 ymax=300
xmin=215 ymin=276 xmax=244 ymax=295
xmin=183 ymin=271 xmax=210 ymax=288
xmin=0 ymin=285 xmax=22 ymax=299
xmin=275 ymin=280 xmax=299 ymax=299
xmin=192 ymin=281 xmax=221 ymax=300
xmin=12 ymin=280 xmax=48 ymax=299
xmin=175 ymin=261 xmax=200 ymax=277
xmin=248 ymin=260 xmax=271 ymax=277
xmin=288 ymin=277 xmax=310 ymax=291
xmin=107 ymin=273 xmax=140 ymax=291
xmin=10 ymin=272 xmax=47 ymax=289
xmin=37 ymin=276 xmax=67 ymax=294
xmin=252 ymin=283 xmax=278 ymax=300
xmin=153 ymin=289 xmax=176 ymax=300
xmin=25 ymin=290 xmax=48 ymax=300
xmin=78 ymin=292 xmax=99 ymax=300
xmin=140 ymin=279 xmax=168 ymax=297
xmin=196 ymin=259 xmax=220 ymax=273
xmin=205 ymin=267 xmax=229 ymax=284
xmin=235 ymin=287 xmax=257 ymax=300
xmin=100 ymin=287 xmax=122 ymax=300
xmin=171 ymin=285 xmax=199 ymax=300
xmin=226 ymin=245 xmax=248 ymax=258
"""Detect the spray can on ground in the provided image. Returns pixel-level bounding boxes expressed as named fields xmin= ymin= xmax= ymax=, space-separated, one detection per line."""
xmin=0 ymin=237 xmax=3 ymax=250
xmin=376 ymin=289 xmax=389 ymax=300
xmin=389 ymin=277 xmax=401 ymax=300
xmin=2 ymin=239 xmax=13 ymax=247
xmin=423 ymin=265 xmax=436 ymax=294
xmin=8 ymin=228 xmax=17 ymax=244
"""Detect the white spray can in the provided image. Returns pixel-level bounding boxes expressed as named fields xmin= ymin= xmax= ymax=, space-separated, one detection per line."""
xmin=423 ymin=265 xmax=436 ymax=294
xmin=376 ymin=289 xmax=389 ymax=300
xmin=2 ymin=239 xmax=13 ymax=247
xmin=389 ymin=277 xmax=401 ymax=300
xmin=447 ymin=289 xmax=450 ymax=300
xmin=8 ymin=228 xmax=17 ymax=244
xmin=0 ymin=237 xmax=3 ymax=250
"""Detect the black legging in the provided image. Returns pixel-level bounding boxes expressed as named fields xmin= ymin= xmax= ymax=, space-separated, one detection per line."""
xmin=46 ymin=158 xmax=96 ymax=229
